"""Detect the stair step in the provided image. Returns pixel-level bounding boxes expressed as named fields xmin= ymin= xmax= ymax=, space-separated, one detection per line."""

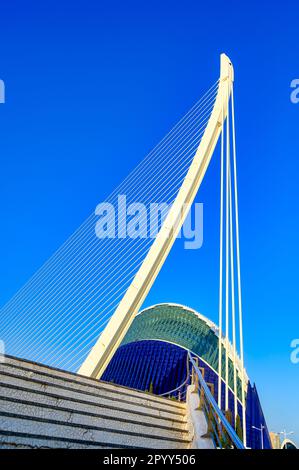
xmin=0 ymin=399 xmax=189 ymax=440
xmin=0 ymin=356 xmax=192 ymax=449
xmin=0 ymin=415 xmax=190 ymax=449
xmin=0 ymin=377 xmax=186 ymax=423
xmin=0 ymin=388 xmax=186 ymax=429
xmin=0 ymin=357 xmax=185 ymax=413
xmin=0 ymin=431 xmax=111 ymax=449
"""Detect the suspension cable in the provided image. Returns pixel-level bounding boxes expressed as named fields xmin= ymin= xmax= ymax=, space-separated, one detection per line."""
xmin=231 ymin=83 xmax=247 ymax=447
xmin=225 ymin=78 xmax=230 ymax=411
xmin=218 ymin=84 xmax=224 ymax=410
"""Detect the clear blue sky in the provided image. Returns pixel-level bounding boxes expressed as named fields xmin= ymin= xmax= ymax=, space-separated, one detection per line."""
xmin=0 ymin=1 xmax=298 ymax=442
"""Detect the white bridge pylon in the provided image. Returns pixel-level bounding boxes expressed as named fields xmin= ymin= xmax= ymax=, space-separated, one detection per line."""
xmin=79 ymin=54 xmax=233 ymax=375
xmin=79 ymin=52 xmax=247 ymax=445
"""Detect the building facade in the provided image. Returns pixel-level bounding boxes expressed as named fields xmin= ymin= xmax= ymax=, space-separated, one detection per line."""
xmin=103 ymin=303 xmax=272 ymax=449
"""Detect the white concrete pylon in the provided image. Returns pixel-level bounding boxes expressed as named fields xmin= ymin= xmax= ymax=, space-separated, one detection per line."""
xmin=78 ymin=54 xmax=234 ymax=381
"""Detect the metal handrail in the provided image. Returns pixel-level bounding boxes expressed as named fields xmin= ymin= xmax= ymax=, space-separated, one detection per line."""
xmin=188 ymin=352 xmax=245 ymax=449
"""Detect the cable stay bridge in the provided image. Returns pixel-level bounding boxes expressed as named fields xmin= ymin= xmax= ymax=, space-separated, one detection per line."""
xmin=0 ymin=55 xmax=272 ymax=449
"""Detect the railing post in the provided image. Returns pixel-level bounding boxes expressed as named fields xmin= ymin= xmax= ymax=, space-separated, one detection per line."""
xmin=191 ymin=357 xmax=199 ymax=391
xmin=188 ymin=352 xmax=245 ymax=449
xmin=207 ymin=382 xmax=215 ymax=397
xmin=198 ymin=367 xmax=205 ymax=410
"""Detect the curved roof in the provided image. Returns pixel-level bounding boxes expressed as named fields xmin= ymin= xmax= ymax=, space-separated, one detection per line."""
xmin=281 ymin=438 xmax=297 ymax=449
xmin=121 ymin=302 xmax=248 ymax=389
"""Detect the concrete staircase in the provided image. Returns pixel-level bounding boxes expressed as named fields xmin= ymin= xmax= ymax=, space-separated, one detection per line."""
xmin=0 ymin=356 xmax=193 ymax=449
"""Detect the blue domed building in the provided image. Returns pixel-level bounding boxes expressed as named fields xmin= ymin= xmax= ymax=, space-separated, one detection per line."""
xmin=102 ymin=303 xmax=272 ymax=449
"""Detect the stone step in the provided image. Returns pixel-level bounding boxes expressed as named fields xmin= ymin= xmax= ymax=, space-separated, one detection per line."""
xmin=0 ymin=386 xmax=186 ymax=430
xmin=0 ymin=415 xmax=190 ymax=449
xmin=0 ymin=399 xmax=189 ymax=441
xmin=0 ymin=376 xmax=186 ymax=423
xmin=0 ymin=432 xmax=111 ymax=449
xmin=1 ymin=356 xmax=185 ymax=414
xmin=0 ymin=356 xmax=186 ymax=412
xmin=0 ymin=356 xmax=192 ymax=449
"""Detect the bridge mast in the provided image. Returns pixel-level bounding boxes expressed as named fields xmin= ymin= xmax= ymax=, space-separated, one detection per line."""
xmin=78 ymin=54 xmax=234 ymax=380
